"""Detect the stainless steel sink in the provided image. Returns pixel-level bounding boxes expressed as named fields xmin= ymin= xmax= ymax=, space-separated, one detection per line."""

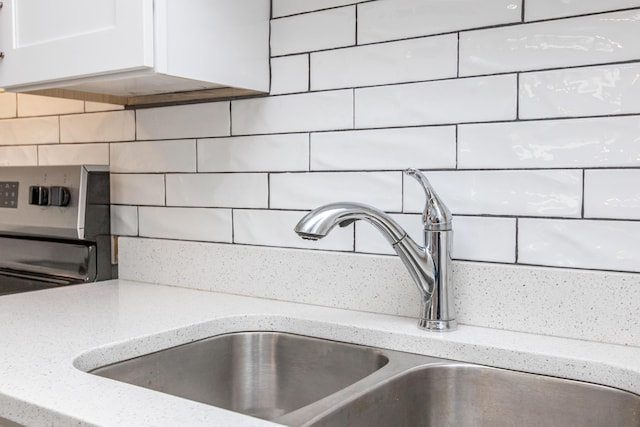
xmin=89 ymin=332 xmax=640 ymax=426
xmin=306 ymin=364 xmax=640 ymax=427
xmin=90 ymin=332 xmax=388 ymax=420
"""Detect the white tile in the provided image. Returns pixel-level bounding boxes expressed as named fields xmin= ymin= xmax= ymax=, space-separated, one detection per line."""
xmin=165 ymin=174 xmax=268 ymax=208
xmin=270 ymin=171 xmax=402 ymax=211
xmin=110 ymin=205 xmax=138 ymax=236
xmin=17 ymin=94 xmax=84 ymax=117
xmin=0 ymin=146 xmax=37 ymax=166
xmin=197 ymin=134 xmax=309 ymax=172
xmin=110 ymin=140 xmax=196 ymax=173
xmin=358 ymin=0 xmax=522 ymax=44
xmin=273 ymin=0 xmax=360 ymax=17
xmin=520 ymin=63 xmax=640 ymax=119
xmin=139 ymin=207 xmax=232 ymax=243
xmin=355 ymin=75 xmax=517 ymax=128
xmin=519 ymin=218 xmax=640 ymax=272
xmin=136 ymin=102 xmax=230 ymax=140
xmin=355 ymin=214 xmax=517 ymax=263
xmin=84 ymin=101 xmax=125 ymax=112
xmin=270 ymin=55 xmax=309 ymax=95
xmin=403 ymin=170 xmax=583 ymax=217
xmin=38 ymin=143 xmax=109 ymax=166
xmin=525 ymin=0 xmax=640 ymax=21
xmin=453 ymin=216 xmax=517 ymax=263
xmin=232 ymin=90 xmax=353 ymax=135
xmin=110 ymin=174 xmax=165 ymax=206
xmin=310 ymin=126 xmax=456 ymax=171
xmin=60 ymin=111 xmax=135 ymax=143
xmin=311 ymin=35 xmax=458 ymax=91
xmin=271 ymin=6 xmax=355 ymax=56
xmin=585 ymin=169 xmax=640 ymax=219
xmin=460 ymin=11 xmax=640 ymax=76
xmin=0 ymin=93 xmax=17 ymax=118
xmin=458 ymin=116 xmax=640 ymax=169
xmin=233 ymin=209 xmax=354 ymax=251
xmin=0 ymin=117 xmax=58 ymax=145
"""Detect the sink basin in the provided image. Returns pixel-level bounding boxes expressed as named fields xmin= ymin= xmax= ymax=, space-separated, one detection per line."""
xmin=308 ymin=364 xmax=640 ymax=427
xmin=90 ymin=332 xmax=388 ymax=420
xmin=89 ymin=331 xmax=640 ymax=426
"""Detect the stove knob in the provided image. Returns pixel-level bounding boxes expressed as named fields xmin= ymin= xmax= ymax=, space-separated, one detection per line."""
xmin=29 ymin=186 xmax=49 ymax=206
xmin=50 ymin=186 xmax=71 ymax=207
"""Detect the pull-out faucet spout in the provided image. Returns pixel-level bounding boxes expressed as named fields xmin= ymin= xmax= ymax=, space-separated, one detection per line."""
xmin=294 ymin=168 xmax=456 ymax=332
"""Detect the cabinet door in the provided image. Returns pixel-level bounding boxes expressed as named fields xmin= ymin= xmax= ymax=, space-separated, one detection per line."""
xmin=0 ymin=0 xmax=154 ymax=90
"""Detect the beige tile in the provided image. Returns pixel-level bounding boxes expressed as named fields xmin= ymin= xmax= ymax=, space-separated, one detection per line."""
xmin=0 ymin=117 xmax=59 ymax=145
xmin=17 ymin=94 xmax=84 ymax=117
xmin=38 ymin=143 xmax=109 ymax=165
xmin=60 ymin=111 xmax=135 ymax=143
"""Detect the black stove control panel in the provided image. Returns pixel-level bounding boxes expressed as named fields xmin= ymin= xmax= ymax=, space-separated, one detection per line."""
xmin=0 ymin=182 xmax=19 ymax=208
xmin=27 ymin=185 xmax=71 ymax=207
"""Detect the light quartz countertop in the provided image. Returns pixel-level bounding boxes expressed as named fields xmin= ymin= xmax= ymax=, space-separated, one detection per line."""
xmin=1 ymin=279 xmax=639 ymax=426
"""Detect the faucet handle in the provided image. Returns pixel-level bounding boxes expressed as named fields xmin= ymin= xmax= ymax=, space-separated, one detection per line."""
xmin=405 ymin=168 xmax=452 ymax=231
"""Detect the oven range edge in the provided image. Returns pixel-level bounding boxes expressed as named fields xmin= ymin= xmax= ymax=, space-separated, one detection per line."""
xmin=0 ymin=165 xmax=112 ymax=295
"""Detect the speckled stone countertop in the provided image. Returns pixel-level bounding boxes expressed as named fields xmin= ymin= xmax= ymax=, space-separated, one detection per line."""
xmin=1 ymin=280 xmax=639 ymax=426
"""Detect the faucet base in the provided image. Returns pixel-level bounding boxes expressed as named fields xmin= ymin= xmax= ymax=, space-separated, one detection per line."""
xmin=418 ymin=318 xmax=457 ymax=332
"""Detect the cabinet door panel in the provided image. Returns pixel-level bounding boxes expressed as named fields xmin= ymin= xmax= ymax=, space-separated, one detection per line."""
xmin=0 ymin=0 xmax=154 ymax=89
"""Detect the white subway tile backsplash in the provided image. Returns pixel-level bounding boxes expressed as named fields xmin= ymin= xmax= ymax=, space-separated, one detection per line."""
xmin=403 ymin=170 xmax=583 ymax=217
xmin=272 ymin=0 xmax=360 ymax=18
xmin=139 ymin=207 xmax=232 ymax=243
xmin=17 ymin=94 xmax=84 ymax=117
xmin=355 ymin=214 xmax=517 ymax=263
xmin=355 ymin=75 xmax=517 ymax=128
xmin=358 ymin=0 xmax=522 ymax=44
xmin=233 ymin=209 xmax=354 ymax=251
xmin=271 ymin=6 xmax=355 ymax=56
xmin=110 ymin=140 xmax=196 ymax=173
xmin=60 ymin=111 xmax=135 ymax=143
xmin=270 ymin=171 xmax=402 ymax=211
xmin=310 ymin=126 xmax=456 ymax=171
xmin=6 ymin=2 xmax=640 ymax=281
xmin=519 ymin=218 xmax=640 ymax=272
xmin=110 ymin=174 xmax=165 ymax=206
xmin=0 ymin=117 xmax=58 ymax=146
xmin=0 ymin=146 xmax=37 ymax=166
xmin=0 ymin=93 xmax=17 ymax=119
xmin=311 ymin=35 xmax=458 ymax=91
xmin=270 ymin=55 xmax=309 ymax=95
xmin=136 ymin=102 xmax=230 ymax=140
xmin=525 ymin=0 xmax=640 ymax=21
xmin=460 ymin=11 xmax=640 ymax=76
xmin=458 ymin=116 xmax=640 ymax=169
xmin=520 ymin=63 xmax=640 ymax=119
xmin=584 ymin=169 xmax=640 ymax=219
xmin=110 ymin=205 xmax=138 ymax=236
xmin=232 ymin=90 xmax=353 ymax=135
xmin=38 ymin=143 xmax=109 ymax=166
xmin=165 ymin=174 xmax=268 ymax=208
xmin=198 ymin=134 xmax=309 ymax=173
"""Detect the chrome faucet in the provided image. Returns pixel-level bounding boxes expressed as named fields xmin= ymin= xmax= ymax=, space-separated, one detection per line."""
xmin=294 ymin=168 xmax=456 ymax=332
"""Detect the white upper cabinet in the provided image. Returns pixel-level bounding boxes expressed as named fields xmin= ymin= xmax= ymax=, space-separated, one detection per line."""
xmin=0 ymin=0 xmax=270 ymax=106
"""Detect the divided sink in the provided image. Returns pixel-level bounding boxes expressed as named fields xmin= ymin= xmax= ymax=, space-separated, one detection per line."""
xmin=90 ymin=332 xmax=388 ymax=420
xmin=89 ymin=332 xmax=640 ymax=426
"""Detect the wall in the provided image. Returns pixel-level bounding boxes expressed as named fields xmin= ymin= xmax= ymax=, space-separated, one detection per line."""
xmin=1 ymin=0 xmax=640 ymax=343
